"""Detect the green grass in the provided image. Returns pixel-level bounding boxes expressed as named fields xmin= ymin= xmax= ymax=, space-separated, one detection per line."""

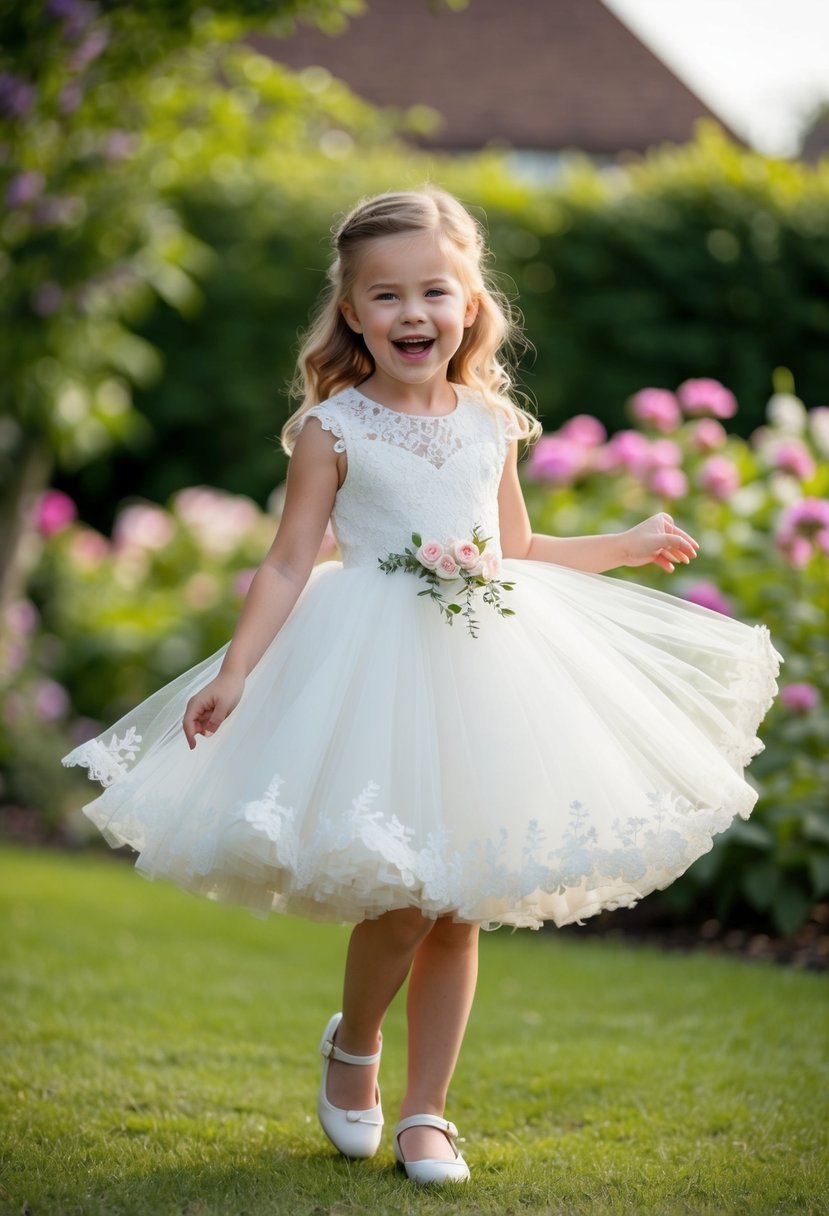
xmin=1 ymin=844 xmax=827 ymax=1216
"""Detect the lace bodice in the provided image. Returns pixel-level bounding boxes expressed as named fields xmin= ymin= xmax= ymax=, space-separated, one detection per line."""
xmin=302 ymin=385 xmax=521 ymax=569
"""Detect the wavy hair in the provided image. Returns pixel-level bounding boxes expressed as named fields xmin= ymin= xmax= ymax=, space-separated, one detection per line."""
xmin=280 ymin=187 xmax=541 ymax=454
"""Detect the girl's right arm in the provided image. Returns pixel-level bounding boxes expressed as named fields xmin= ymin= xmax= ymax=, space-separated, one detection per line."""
xmin=182 ymin=417 xmax=340 ymax=749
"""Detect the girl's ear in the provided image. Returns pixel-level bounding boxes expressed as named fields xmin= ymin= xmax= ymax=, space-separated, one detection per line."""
xmin=463 ymin=294 xmax=480 ymax=328
xmin=340 ymin=299 xmax=363 ymax=333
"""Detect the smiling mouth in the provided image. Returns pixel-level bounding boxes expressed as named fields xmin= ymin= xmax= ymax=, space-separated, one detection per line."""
xmin=392 ymin=337 xmax=435 ymax=356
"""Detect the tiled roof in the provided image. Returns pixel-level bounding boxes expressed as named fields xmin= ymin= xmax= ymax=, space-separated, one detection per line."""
xmin=246 ymin=0 xmax=743 ymax=154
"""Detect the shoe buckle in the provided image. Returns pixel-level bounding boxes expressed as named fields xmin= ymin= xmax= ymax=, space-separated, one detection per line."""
xmin=321 ymin=1038 xmax=334 ymax=1059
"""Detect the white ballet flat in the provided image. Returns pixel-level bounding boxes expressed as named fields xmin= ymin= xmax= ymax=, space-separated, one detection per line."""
xmin=393 ymin=1113 xmax=471 ymax=1184
xmin=317 ymin=1011 xmax=384 ymax=1158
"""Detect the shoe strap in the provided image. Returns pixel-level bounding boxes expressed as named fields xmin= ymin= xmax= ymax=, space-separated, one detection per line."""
xmin=321 ymin=1036 xmax=381 ymax=1066
xmin=395 ymin=1113 xmax=458 ymax=1140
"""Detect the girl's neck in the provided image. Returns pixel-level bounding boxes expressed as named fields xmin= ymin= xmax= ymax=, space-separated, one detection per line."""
xmin=355 ymin=374 xmax=457 ymax=416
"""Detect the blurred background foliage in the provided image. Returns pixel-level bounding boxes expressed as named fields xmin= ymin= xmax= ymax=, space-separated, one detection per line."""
xmin=2 ymin=0 xmax=828 ymax=934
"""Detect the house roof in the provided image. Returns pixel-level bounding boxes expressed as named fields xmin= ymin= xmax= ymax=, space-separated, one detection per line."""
xmin=245 ymin=0 xmax=743 ymax=156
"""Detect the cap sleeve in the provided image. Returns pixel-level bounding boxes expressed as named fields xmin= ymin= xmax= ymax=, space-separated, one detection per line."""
xmin=303 ymin=403 xmax=346 ymax=453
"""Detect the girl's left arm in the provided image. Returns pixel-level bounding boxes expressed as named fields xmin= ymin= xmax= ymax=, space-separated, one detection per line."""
xmin=497 ymin=440 xmax=700 ymax=574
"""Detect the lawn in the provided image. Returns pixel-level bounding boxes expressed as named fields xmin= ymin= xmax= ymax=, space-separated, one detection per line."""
xmin=1 ymin=843 xmax=827 ymax=1216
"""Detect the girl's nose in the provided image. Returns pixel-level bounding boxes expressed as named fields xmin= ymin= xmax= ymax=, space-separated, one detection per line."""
xmin=400 ymin=297 xmax=427 ymax=323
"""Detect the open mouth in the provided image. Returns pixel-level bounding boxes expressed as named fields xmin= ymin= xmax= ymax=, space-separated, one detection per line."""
xmin=392 ymin=337 xmax=435 ymax=357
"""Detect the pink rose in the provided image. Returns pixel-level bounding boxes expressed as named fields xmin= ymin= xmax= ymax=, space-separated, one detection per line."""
xmin=435 ymin=553 xmax=461 ymax=580
xmin=416 ymin=540 xmax=444 ymax=569
xmin=480 ymin=551 xmax=501 ymax=581
xmin=453 ymin=540 xmax=481 ymax=570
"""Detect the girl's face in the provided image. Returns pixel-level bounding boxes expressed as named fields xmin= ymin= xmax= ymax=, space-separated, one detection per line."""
xmin=340 ymin=229 xmax=478 ymax=398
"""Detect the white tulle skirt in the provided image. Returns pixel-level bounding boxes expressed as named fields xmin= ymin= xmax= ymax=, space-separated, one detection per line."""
xmin=62 ymin=557 xmax=783 ymax=930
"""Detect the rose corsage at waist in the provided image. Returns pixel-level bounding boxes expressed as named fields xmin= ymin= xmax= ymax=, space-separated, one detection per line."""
xmin=378 ymin=525 xmax=515 ymax=638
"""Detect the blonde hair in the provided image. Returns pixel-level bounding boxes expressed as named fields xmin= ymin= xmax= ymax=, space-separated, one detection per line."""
xmin=280 ymin=186 xmax=541 ymax=455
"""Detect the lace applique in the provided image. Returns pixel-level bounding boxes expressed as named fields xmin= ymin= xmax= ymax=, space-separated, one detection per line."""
xmin=304 ymin=406 xmax=346 ymax=452
xmin=341 ymin=387 xmax=467 ymax=469
xmin=62 ymin=726 xmax=142 ymax=787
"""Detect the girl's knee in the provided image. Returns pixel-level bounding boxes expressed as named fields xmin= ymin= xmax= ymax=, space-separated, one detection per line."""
xmin=428 ymin=915 xmax=480 ymax=948
xmin=372 ymin=906 xmax=434 ymax=950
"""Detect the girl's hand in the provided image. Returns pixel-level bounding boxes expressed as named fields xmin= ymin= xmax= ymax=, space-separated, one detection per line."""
xmin=182 ymin=671 xmax=245 ymax=750
xmin=622 ymin=512 xmax=700 ymax=573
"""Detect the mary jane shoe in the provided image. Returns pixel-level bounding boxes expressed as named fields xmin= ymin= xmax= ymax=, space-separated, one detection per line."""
xmin=317 ymin=1011 xmax=383 ymax=1158
xmin=393 ymin=1113 xmax=470 ymax=1184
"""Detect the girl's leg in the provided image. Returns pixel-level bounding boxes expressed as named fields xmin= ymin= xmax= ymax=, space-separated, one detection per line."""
xmin=325 ymin=907 xmax=434 ymax=1111
xmin=398 ymin=916 xmax=480 ymax=1163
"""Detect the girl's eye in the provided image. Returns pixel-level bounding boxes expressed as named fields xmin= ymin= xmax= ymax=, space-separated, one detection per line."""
xmin=425 ymin=289 xmax=445 ymax=297
xmin=375 ymin=292 xmax=397 ymax=301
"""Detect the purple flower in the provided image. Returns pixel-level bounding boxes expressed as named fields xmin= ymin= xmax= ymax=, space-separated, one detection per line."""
xmin=0 ymin=72 xmax=36 ymax=119
xmin=34 ymin=679 xmax=71 ymax=723
xmin=647 ymin=467 xmax=688 ymax=500
xmin=780 ymin=683 xmax=820 ymax=713
xmin=67 ymin=26 xmax=109 ymax=71
xmin=6 ymin=171 xmax=45 ymax=209
xmin=559 ymin=414 xmax=607 ymax=447
xmin=46 ymin=0 xmax=97 ymax=38
xmin=35 ymin=489 xmax=77 ymax=536
xmin=677 ymin=378 xmax=738 ymax=420
xmin=682 ymin=581 xmax=733 ymax=616
xmin=31 ymin=282 xmax=64 ymax=317
xmin=102 ymin=131 xmax=139 ymax=161
xmin=629 ymin=388 xmax=682 ymax=432
xmin=690 ymin=418 xmax=727 ymax=453
xmin=697 ymin=455 xmax=740 ymax=501
xmin=526 ymin=435 xmax=585 ymax=484
xmin=57 ymin=80 xmax=84 ymax=116
xmin=773 ymin=441 xmax=816 ymax=482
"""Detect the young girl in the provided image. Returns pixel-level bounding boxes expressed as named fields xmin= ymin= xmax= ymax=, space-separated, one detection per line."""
xmin=62 ymin=187 xmax=782 ymax=1185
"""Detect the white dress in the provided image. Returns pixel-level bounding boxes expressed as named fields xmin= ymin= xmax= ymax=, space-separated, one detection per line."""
xmin=62 ymin=384 xmax=783 ymax=930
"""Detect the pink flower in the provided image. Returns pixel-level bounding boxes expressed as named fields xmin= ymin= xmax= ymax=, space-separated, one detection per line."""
xmin=690 ymin=418 xmax=728 ymax=452
xmin=647 ymin=439 xmax=683 ymax=469
xmin=775 ymin=497 xmax=829 ymax=566
xmin=453 ymin=539 xmax=482 ymax=572
xmin=647 ymin=467 xmax=688 ymax=500
xmin=34 ymin=679 xmax=70 ymax=722
xmin=599 ymin=429 xmax=652 ymax=476
xmin=780 ymin=683 xmax=820 ymax=713
xmin=697 ymin=455 xmax=740 ymax=501
xmin=113 ymin=503 xmax=175 ymax=551
xmin=629 ymin=388 xmax=682 ymax=432
xmin=35 ymin=489 xmax=76 ymax=536
xmin=559 ymin=414 xmax=607 ymax=447
xmin=435 ymin=553 xmax=461 ymax=580
xmin=773 ymin=441 xmax=816 ymax=481
xmin=480 ymin=551 xmax=501 ymax=581
xmin=682 ymin=581 xmax=732 ymax=616
xmin=416 ymin=540 xmax=444 ymax=569
xmin=526 ymin=436 xmax=585 ymax=484
xmin=676 ymin=378 xmax=738 ymax=419
xmin=68 ymin=527 xmax=110 ymax=567
xmin=5 ymin=599 xmax=39 ymax=635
